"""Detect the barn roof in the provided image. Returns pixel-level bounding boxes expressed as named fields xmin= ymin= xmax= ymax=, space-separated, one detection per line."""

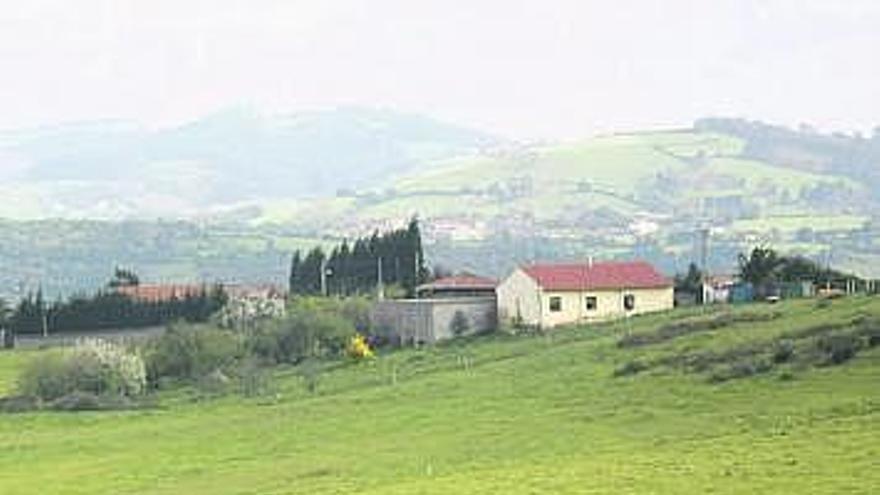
xmin=521 ymin=261 xmax=671 ymax=291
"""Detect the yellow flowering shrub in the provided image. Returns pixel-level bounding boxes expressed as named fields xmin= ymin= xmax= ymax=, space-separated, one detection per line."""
xmin=347 ymin=334 xmax=374 ymax=359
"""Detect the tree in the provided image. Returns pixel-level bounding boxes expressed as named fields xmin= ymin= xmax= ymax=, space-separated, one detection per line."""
xmin=289 ymin=251 xmax=302 ymax=294
xmin=675 ymin=263 xmax=703 ymax=293
xmin=738 ymin=246 xmax=782 ymax=297
xmin=0 ymin=298 xmax=10 ymax=327
xmin=108 ymin=267 xmax=140 ymax=288
xmin=0 ymin=298 xmax=12 ymax=348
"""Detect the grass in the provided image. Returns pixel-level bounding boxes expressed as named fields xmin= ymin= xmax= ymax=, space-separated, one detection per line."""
xmin=0 ymin=298 xmax=878 ymax=494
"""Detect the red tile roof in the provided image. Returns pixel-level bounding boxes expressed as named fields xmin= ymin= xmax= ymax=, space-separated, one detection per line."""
xmin=417 ymin=275 xmax=497 ymax=291
xmin=115 ymin=285 xmax=205 ymax=302
xmin=522 ymin=261 xmax=671 ymax=291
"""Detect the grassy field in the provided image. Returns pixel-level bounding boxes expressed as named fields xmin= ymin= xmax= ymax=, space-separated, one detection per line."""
xmin=0 ymin=298 xmax=878 ymax=494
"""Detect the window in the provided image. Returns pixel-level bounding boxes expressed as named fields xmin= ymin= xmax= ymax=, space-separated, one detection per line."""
xmin=624 ymin=294 xmax=636 ymax=311
xmin=585 ymin=296 xmax=598 ymax=311
xmin=549 ymin=296 xmax=562 ymax=312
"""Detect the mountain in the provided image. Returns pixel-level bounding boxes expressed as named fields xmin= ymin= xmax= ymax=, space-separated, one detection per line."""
xmin=0 ymin=107 xmax=499 ymax=219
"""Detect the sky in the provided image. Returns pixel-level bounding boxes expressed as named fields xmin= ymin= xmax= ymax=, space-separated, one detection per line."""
xmin=1 ymin=0 xmax=879 ymax=139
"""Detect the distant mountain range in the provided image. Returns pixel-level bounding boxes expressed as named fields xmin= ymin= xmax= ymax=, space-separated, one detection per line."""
xmin=0 ymin=107 xmax=499 ymax=219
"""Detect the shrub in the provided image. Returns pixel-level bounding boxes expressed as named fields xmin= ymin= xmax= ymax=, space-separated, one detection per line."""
xmin=815 ymin=334 xmax=861 ymax=366
xmin=613 ymin=360 xmax=649 ymax=377
xmin=450 ymin=310 xmax=470 ymax=337
xmin=18 ymin=339 xmax=147 ymax=402
xmin=709 ymin=359 xmax=772 ymax=383
xmin=772 ymin=340 xmax=796 ymax=363
xmin=248 ymin=303 xmax=355 ymax=364
xmin=0 ymin=395 xmax=40 ymax=413
xmin=346 ymin=334 xmax=374 ymax=360
xmin=143 ymin=324 xmax=242 ymax=386
xmin=855 ymin=319 xmax=880 ymax=348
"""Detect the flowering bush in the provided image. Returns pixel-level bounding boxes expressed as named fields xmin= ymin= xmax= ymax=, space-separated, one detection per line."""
xmin=346 ymin=334 xmax=374 ymax=360
xmin=18 ymin=338 xmax=147 ymax=401
xmin=216 ymin=296 xmax=286 ymax=330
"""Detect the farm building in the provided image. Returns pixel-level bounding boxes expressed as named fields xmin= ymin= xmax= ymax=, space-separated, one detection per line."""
xmin=371 ymin=275 xmax=498 ymax=344
xmin=496 ymin=260 xmax=673 ymax=328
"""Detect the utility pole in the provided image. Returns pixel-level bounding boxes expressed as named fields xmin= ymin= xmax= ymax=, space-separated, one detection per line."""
xmin=698 ymin=226 xmax=711 ymax=305
xmin=320 ymin=257 xmax=328 ymax=297
xmin=377 ymin=256 xmax=385 ymax=300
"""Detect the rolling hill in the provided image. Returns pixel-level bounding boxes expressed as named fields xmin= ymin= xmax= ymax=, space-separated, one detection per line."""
xmin=1 ymin=114 xmax=878 ymax=297
xmin=0 ymin=107 xmax=498 ymax=219
xmin=0 ymin=297 xmax=877 ymax=494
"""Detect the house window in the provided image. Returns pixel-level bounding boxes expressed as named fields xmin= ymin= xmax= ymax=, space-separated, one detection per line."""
xmin=549 ymin=296 xmax=562 ymax=312
xmin=585 ymin=296 xmax=598 ymax=311
xmin=624 ymin=294 xmax=636 ymax=311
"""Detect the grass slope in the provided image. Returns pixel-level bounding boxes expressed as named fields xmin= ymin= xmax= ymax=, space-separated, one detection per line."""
xmin=0 ymin=298 xmax=878 ymax=494
xmin=254 ymin=129 xmax=861 ymax=227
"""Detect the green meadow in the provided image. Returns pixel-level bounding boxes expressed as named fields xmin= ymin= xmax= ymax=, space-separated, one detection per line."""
xmin=0 ymin=297 xmax=878 ymax=494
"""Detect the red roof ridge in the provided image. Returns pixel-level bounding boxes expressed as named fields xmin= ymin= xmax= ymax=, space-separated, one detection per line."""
xmin=520 ymin=260 xmax=671 ymax=291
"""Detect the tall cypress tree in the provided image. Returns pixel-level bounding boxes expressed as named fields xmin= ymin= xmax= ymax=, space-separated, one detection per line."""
xmin=289 ymin=250 xmax=302 ymax=294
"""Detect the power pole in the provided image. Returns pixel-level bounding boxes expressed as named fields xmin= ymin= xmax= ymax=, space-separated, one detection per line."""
xmin=698 ymin=226 xmax=711 ymax=305
xmin=377 ymin=256 xmax=385 ymax=300
xmin=320 ymin=257 xmax=328 ymax=297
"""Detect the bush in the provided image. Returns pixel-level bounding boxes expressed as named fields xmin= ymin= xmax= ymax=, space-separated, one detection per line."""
xmin=450 ymin=311 xmax=470 ymax=337
xmin=18 ymin=339 xmax=147 ymax=402
xmin=143 ymin=324 xmax=242 ymax=386
xmin=854 ymin=319 xmax=880 ymax=348
xmin=815 ymin=334 xmax=861 ymax=366
xmin=772 ymin=340 xmax=796 ymax=363
xmin=613 ymin=360 xmax=649 ymax=377
xmin=709 ymin=359 xmax=772 ymax=383
xmin=0 ymin=395 xmax=40 ymax=413
xmin=248 ymin=302 xmax=355 ymax=364
xmin=346 ymin=334 xmax=374 ymax=360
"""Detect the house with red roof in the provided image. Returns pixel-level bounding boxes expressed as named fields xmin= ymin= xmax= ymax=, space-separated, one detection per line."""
xmin=496 ymin=260 xmax=673 ymax=328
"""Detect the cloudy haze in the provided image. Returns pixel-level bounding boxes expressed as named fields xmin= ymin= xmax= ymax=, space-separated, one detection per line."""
xmin=2 ymin=0 xmax=879 ymax=139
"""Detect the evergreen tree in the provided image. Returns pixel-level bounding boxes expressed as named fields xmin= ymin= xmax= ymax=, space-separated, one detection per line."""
xmin=289 ymin=250 xmax=302 ymax=294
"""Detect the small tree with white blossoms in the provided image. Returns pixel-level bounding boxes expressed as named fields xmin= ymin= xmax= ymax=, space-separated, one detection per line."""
xmin=216 ymin=296 xmax=286 ymax=332
xmin=19 ymin=338 xmax=147 ymax=401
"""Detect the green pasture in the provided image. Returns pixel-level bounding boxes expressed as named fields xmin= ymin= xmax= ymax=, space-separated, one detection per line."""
xmin=0 ymin=297 xmax=877 ymax=494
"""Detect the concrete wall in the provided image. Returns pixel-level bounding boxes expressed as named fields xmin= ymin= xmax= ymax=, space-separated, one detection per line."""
xmin=371 ymin=297 xmax=497 ymax=344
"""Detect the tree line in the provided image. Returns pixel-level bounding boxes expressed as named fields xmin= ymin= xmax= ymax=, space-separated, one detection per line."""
xmin=289 ymin=218 xmax=429 ymax=297
xmin=2 ymin=271 xmax=227 ymax=335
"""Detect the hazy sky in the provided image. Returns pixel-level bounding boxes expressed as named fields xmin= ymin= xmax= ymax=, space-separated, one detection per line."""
xmin=2 ymin=0 xmax=879 ymax=139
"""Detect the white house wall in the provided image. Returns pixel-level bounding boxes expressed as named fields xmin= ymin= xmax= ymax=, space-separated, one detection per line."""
xmin=496 ymin=268 xmax=543 ymax=327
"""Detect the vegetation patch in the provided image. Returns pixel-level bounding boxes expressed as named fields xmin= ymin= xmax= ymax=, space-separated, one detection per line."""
xmin=614 ymin=305 xmax=879 ymax=383
xmin=6 ymin=338 xmax=148 ymax=412
xmin=617 ymin=311 xmax=780 ymax=348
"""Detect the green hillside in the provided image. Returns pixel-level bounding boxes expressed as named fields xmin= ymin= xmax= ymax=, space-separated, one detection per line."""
xmin=1 ymin=297 xmax=878 ymax=494
xmin=254 ymin=129 xmax=865 ymax=227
